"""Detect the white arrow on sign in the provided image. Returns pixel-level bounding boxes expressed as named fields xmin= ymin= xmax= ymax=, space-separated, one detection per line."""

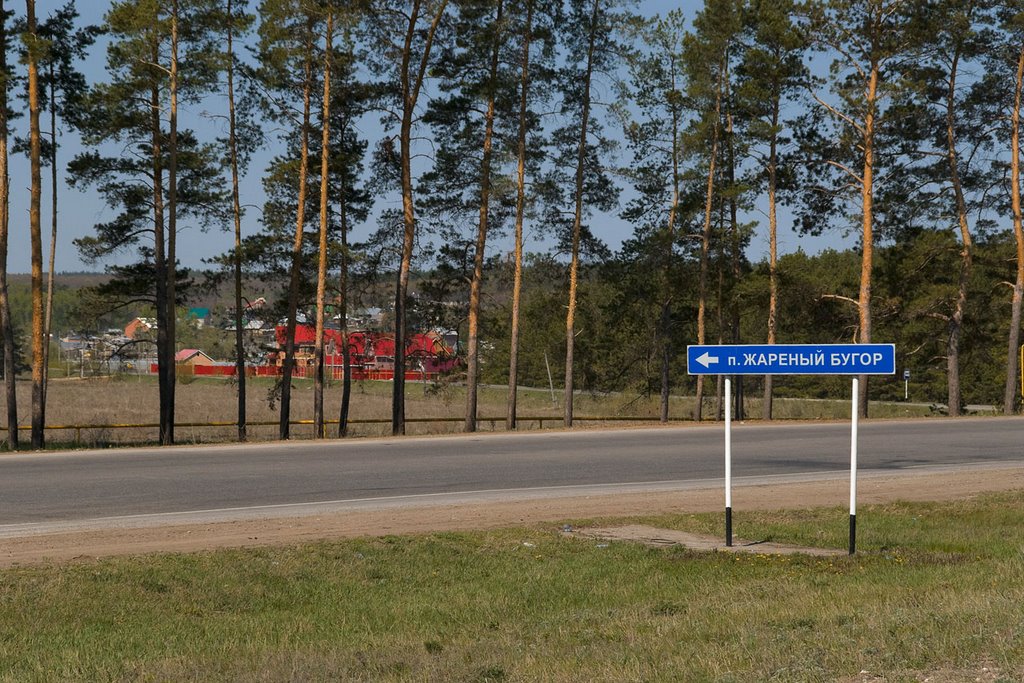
xmin=695 ymin=351 xmax=719 ymax=368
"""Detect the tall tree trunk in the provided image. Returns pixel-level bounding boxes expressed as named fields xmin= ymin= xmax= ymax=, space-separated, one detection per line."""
xmin=695 ymin=59 xmax=724 ymax=422
xmin=0 ymin=0 xmax=17 ymax=450
xmin=857 ymin=63 xmax=878 ymax=419
xmin=1004 ymin=43 xmax=1024 ymax=415
xmin=338 ymin=170 xmax=352 ymax=437
xmin=27 ymin=0 xmax=44 ymax=449
xmin=945 ymin=49 xmax=972 ymax=417
xmin=151 ymin=71 xmax=170 ymax=447
xmin=660 ymin=67 xmax=681 ymax=425
xmin=42 ymin=66 xmax=56 ymax=413
xmin=314 ymin=11 xmax=333 ymax=439
xmin=227 ymin=0 xmax=246 ymax=441
xmin=162 ymin=0 xmax=180 ymax=446
xmin=280 ymin=28 xmax=313 ymax=440
xmin=506 ymin=0 xmax=534 ymax=431
xmin=715 ymin=200 xmax=726 ymax=421
xmin=394 ymin=67 xmax=414 ymax=437
xmin=565 ymin=0 xmax=601 ymax=429
xmin=393 ymin=0 xmax=447 ymax=436
xmin=465 ymin=0 xmax=503 ymax=433
xmin=763 ymin=97 xmax=780 ymax=420
xmin=725 ymin=59 xmax=743 ymax=421
xmin=658 ymin=182 xmax=680 ymax=425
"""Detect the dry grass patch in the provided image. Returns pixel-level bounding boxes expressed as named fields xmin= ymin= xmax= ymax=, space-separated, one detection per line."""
xmin=2 ymin=375 xmax=945 ymax=447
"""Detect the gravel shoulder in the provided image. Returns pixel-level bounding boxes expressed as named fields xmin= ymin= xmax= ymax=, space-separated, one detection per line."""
xmin=2 ymin=463 xmax=1021 ymax=567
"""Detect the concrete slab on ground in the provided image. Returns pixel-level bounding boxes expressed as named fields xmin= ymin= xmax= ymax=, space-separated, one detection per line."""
xmin=568 ymin=524 xmax=846 ymax=556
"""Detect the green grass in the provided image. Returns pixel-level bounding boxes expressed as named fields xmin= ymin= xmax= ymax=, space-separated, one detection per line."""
xmin=2 ymin=493 xmax=1023 ymax=681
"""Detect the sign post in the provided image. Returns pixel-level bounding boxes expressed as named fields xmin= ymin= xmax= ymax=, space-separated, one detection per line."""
xmin=850 ymin=377 xmax=859 ymax=554
xmin=724 ymin=377 xmax=732 ymax=546
xmin=687 ymin=343 xmax=895 ymax=554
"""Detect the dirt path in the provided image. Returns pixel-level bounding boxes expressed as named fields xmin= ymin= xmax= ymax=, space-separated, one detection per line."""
xmin=2 ymin=465 xmax=1022 ymax=567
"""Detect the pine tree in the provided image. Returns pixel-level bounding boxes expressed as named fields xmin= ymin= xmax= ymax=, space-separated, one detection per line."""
xmin=734 ymin=0 xmax=806 ymax=419
xmin=235 ymin=1 xmax=370 ymax=437
xmin=683 ymin=0 xmax=741 ymax=421
xmin=419 ymin=0 xmax=516 ymax=432
xmin=993 ymin=1 xmax=1024 ymax=413
xmin=798 ymin=0 xmax=915 ymax=417
xmin=554 ymin=0 xmax=629 ymax=427
xmin=33 ymin=1 xmax=98 ymax=421
xmin=899 ymin=0 xmax=1000 ymax=415
xmin=463 ymin=0 xmax=504 ymax=433
xmin=220 ymin=0 xmax=255 ymax=440
xmin=0 ymin=0 xmax=14 ymax=449
xmin=328 ymin=20 xmax=373 ymax=438
xmin=620 ymin=10 xmax=689 ymax=422
xmin=312 ymin=5 xmax=333 ymax=438
xmin=254 ymin=0 xmax=318 ymax=440
xmin=69 ymin=0 xmax=228 ymax=445
xmin=506 ymin=0 xmax=558 ymax=429
xmin=364 ymin=0 xmax=450 ymax=436
xmin=24 ymin=0 xmax=43 ymax=448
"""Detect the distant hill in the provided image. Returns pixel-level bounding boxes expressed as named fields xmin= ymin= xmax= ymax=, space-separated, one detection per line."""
xmin=7 ymin=272 xmax=110 ymax=288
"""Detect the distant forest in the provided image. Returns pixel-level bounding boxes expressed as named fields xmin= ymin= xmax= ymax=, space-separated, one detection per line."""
xmin=0 ymin=0 xmax=1022 ymax=449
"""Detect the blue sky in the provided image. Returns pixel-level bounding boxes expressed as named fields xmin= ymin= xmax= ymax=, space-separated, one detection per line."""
xmin=4 ymin=0 xmax=852 ymax=274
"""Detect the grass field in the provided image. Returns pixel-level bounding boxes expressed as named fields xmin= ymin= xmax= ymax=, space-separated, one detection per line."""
xmin=1 ymin=493 xmax=1022 ymax=681
xmin=1 ymin=375 xmax=951 ymax=447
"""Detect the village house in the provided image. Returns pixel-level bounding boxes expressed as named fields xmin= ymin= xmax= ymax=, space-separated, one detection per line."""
xmin=175 ymin=349 xmax=216 ymax=367
xmin=124 ymin=317 xmax=157 ymax=339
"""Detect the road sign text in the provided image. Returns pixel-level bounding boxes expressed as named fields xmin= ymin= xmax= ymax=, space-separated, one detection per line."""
xmin=687 ymin=344 xmax=896 ymax=376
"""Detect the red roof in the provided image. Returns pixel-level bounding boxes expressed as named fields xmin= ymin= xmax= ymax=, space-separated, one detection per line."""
xmin=175 ymin=349 xmax=208 ymax=362
xmin=273 ymin=326 xmax=453 ymax=359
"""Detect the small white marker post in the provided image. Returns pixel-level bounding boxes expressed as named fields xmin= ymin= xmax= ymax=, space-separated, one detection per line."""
xmin=849 ymin=377 xmax=859 ymax=555
xmin=725 ymin=376 xmax=732 ymax=547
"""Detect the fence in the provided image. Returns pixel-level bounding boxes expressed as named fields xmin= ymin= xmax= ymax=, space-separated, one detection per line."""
xmin=0 ymin=415 xmax=689 ymax=447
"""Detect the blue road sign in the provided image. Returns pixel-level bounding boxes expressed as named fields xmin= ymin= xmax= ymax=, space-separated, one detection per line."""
xmin=686 ymin=344 xmax=896 ymax=376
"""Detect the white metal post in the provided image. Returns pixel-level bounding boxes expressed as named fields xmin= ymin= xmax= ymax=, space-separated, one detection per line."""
xmin=725 ymin=376 xmax=732 ymax=547
xmin=849 ymin=376 xmax=859 ymax=554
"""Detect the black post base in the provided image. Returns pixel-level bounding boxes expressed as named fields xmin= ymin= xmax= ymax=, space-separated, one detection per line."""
xmin=725 ymin=506 xmax=733 ymax=547
xmin=849 ymin=514 xmax=856 ymax=555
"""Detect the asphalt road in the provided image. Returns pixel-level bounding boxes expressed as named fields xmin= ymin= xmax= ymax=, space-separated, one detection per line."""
xmin=0 ymin=417 xmax=1021 ymax=529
